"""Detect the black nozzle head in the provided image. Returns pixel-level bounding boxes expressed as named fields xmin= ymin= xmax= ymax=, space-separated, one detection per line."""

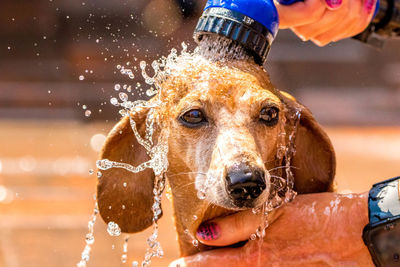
xmin=193 ymin=7 xmax=274 ymax=65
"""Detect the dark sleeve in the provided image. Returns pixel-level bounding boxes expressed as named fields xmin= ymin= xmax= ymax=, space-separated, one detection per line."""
xmin=354 ymin=0 xmax=400 ymax=47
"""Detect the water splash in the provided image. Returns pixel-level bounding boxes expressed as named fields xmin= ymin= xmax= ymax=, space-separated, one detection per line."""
xmin=93 ymin=51 xmax=172 ymax=265
xmin=196 ymin=35 xmax=251 ymax=62
xmin=251 ymin=103 xmax=302 ymax=267
xmin=107 ymin=221 xmax=121 ymax=237
xmin=77 ymin=203 xmax=98 ymax=267
xmin=121 ymin=235 xmax=130 ymax=263
xmin=80 ymin=36 xmax=303 ymax=265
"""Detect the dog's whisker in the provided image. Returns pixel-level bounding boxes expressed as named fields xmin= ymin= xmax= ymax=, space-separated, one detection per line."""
xmin=267 ymin=165 xmax=298 ymax=172
xmin=263 ymin=159 xmax=276 ymax=164
xmin=173 ymin=181 xmax=197 ymax=192
xmin=269 ymin=183 xmax=285 ymax=190
xmin=270 ymin=175 xmax=286 ymax=181
xmin=166 ymin=172 xmax=207 ymax=178
xmin=217 ymin=146 xmax=224 ymax=163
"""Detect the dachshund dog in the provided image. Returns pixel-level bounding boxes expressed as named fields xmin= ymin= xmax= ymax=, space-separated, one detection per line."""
xmin=96 ymin=58 xmax=335 ymax=257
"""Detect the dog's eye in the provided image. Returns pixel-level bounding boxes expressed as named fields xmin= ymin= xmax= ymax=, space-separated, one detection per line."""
xmin=180 ymin=109 xmax=207 ymax=127
xmin=259 ymin=107 xmax=279 ymax=126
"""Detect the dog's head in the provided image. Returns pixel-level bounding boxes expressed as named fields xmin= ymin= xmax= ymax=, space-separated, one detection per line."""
xmin=97 ymin=59 xmax=335 ymax=236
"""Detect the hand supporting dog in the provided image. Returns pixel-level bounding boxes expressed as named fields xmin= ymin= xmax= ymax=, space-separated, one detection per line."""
xmin=170 ymin=192 xmax=374 ymax=267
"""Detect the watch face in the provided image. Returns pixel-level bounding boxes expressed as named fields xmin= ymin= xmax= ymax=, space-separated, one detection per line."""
xmin=370 ymin=220 xmax=400 ymax=266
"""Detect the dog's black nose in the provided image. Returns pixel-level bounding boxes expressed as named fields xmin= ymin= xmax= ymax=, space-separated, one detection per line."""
xmin=226 ymin=164 xmax=266 ymax=206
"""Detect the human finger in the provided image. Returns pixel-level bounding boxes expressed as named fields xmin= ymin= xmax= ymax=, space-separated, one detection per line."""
xmin=291 ymin=8 xmax=344 ymax=40
xmin=313 ymin=0 xmax=376 ymax=45
xmin=168 ymin=247 xmax=243 ymax=267
xmin=324 ymin=0 xmax=343 ymax=10
xmin=331 ymin=0 xmax=377 ymax=41
xmin=275 ymin=0 xmax=327 ymax=29
xmin=196 ymin=209 xmax=282 ymax=247
xmin=312 ymin=0 xmax=358 ymax=45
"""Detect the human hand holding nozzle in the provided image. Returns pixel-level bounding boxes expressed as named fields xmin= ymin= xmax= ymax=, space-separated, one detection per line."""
xmin=170 ymin=193 xmax=373 ymax=267
xmin=194 ymin=0 xmax=381 ymax=65
xmin=276 ymin=0 xmax=378 ymax=46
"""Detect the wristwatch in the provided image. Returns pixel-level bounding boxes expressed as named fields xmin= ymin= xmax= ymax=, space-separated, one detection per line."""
xmin=363 ymin=176 xmax=400 ymax=267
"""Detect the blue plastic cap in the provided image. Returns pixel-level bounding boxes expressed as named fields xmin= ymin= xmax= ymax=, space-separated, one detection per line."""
xmin=373 ymin=0 xmax=380 ymax=19
xmin=204 ymin=0 xmax=279 ymax=37
xmin=276 ymin=0 xmax=302 ymax=5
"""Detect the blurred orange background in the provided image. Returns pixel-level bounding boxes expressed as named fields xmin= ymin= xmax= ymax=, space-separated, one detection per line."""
xmin=0 ymin=0 xmax=399 ymax=266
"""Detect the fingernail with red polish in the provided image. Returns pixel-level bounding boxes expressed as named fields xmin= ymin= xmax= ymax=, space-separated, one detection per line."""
xmin=325 ymin=0 xmax=342 ymax=9
xmin=197 ymin=222 xmax=220 ymax=241
xmin=365 ymin=0 xmax=375 ymax=14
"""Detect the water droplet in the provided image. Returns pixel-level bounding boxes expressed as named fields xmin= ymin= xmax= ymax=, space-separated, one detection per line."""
xmin=123 ymin=182 xmax=127 ymax=187
xmin=77 ymin=204 xmax=98 ymax=266
xmin=119 ymin=92 xmax=128 ymax=102
xmin=256 ymin=227 xmax=265 ymax=238
xmin=197 ymin=190 xmax=206 ymax=200
xmin=85 ymin=110 xmax=92 ymax=117
xmin=184 ymin=229 xmax=189 ymax=235
xmin=121 ymin=254 xmax=127 ymax=263
xmin=193 ymin=215 xmax=198 ymax=221
xmin=132 ymin=261 xmax=138 ymax=267
xmin=97 ymin=171 xmax=102 ymax=178
xmin=122 ymin=205 xmax=126 ymax=209
xmin=192 ymin=240 xmax=199 ymax=247
xmin=114 ymin=84 xmax=121 ymax=91
xmin=250 ymin=234 xmax=256 ymax=240
xmin=96 ymin=159 xmax=113 ymax=170
xmin=107 ymin=222 xmax=121 ymax=236
xmin=95 ymin=39 xmax=99 ymax=43
xmin=110 ymin=98 xmax=119 ymax=106
xmin=85 ymin=234 xmax=94 ymax=244
xmin=146 ymin=89 xmax=157 ymax=97
xmin=88 ymin=169 xmax=94 ymax=175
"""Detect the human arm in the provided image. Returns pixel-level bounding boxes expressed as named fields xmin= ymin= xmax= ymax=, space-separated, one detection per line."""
xmin=169 ymin=192 xmax=373 ymax=267
xmin=275 ymin=0 xmax=400 ymax=46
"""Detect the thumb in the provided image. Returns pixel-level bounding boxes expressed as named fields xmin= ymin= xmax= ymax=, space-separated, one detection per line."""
xmin=169 ymin=247 xmax=245 ymax=267
xmin=169 ymin=258 xmax=188 ymax=267
xmin=196 ymin=209 xmax=282 ymax=247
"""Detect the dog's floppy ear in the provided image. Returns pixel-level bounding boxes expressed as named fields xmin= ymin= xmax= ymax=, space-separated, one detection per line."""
xmin=280 ymin=91 xmax=336 ymax=193
xmin=97 ymin=108 xmax=158 ymax=233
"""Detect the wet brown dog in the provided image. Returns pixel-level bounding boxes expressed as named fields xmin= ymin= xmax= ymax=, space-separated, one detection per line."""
xmin=97 ymin=59 xmax=335 ymax=256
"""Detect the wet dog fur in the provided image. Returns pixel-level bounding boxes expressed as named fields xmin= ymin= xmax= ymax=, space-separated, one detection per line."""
xmin=96 ymin=59 xmax=336 ymax=256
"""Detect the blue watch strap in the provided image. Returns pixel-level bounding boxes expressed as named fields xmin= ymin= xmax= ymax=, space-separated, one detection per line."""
xmin=368 ymin=176 xmax=400 ymax=227
xmin=364 ymin=176 xmax=400 ymax=266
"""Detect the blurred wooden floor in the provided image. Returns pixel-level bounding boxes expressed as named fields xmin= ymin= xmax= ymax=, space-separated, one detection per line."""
xmin=0 ymin=121 xmax=399 ymax=267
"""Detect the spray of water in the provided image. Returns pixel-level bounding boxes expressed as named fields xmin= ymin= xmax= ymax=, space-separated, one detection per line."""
xmin=77 ymin=37 xmax=302 ymax=266
xmin=77 ymin=202 xmax=98 ymax=267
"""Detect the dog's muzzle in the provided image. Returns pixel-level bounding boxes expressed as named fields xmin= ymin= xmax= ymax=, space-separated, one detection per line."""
xmin=226 ymin=163 xmax=267 ymax=207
